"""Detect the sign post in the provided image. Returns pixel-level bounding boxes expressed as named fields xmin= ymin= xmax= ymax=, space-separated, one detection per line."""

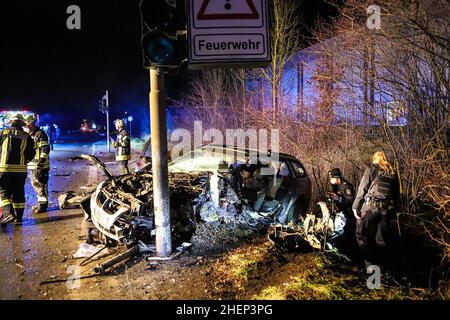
xmin=127 ymin=116 xmax=134 ymax=141
xmin=187 ymin=0 xmax=270 ymax=69
xmin=149 ymin=68 xmax=172 ymax=258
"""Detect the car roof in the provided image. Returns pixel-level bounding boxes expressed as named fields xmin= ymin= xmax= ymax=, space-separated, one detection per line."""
xmin=170 ymin=144 xmax=301 ymax=164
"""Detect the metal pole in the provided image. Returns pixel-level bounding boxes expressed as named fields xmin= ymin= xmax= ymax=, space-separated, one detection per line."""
xmin=107 ymin=111 xmax=110 ymax=153
xmin=150 ymin=67 xmax=172 ymax=257
xmin=106 ymin=90 xmax=110 ymax=153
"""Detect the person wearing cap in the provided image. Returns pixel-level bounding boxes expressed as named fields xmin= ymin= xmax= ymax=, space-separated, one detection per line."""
xmin=0 ymin=114 xmax=35 ymax=225
xmin=326 ymin=168 xmax=356 ymax=250
xmin=327 ymin=168 xmax=355 ymax=215
xmin=25 ymin=114 xmax=51 ymax=214
xmin=113 ymin=119 xmax=131 ymax=175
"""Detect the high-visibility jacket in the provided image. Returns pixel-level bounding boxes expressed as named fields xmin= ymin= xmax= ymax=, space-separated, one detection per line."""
xmin=114 ymin=128 xmax=131 ymax=161
xmin=27 ymin=127 xmax=51 ymax=170
xmin=0 ymin=127 xmax=36 ymax=173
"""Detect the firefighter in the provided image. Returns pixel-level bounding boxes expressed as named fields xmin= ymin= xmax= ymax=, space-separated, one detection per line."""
xmin=353 ymin=151 xmax=401 ymax=269
xmin=113 ymin=119 xmax=131 ymax=175
xmin=0 ymin=114 xmax=35 ymax=225
xmin=25 ymin=114 xmax=51 ymax=214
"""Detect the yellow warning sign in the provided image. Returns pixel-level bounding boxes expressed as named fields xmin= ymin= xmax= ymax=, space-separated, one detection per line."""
xmin=197 ymin=0 xmax=259 ymax=20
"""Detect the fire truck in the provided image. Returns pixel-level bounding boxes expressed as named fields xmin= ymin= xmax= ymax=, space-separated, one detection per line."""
xmin=0 ymin=110 xmax=37 ymax=129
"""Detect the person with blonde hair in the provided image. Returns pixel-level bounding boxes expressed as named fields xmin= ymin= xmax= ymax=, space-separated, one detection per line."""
xmin=353 ymin=151 xmax=400 ymax=269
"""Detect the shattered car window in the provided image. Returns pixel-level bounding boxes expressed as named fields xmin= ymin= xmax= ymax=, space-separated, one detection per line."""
xmin=291 ymin=161 xmax=306 ymax=178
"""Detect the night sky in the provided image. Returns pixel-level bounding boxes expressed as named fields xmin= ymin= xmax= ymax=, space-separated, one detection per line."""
xmin=0 ymin=0 xmax=340 ymax=134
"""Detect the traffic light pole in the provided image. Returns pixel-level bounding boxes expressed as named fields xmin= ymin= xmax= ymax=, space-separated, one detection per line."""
xmin=149 ymin=67 xmax=172 ymax=257
xmin=105 ymin=90 xmax=111 ymax=153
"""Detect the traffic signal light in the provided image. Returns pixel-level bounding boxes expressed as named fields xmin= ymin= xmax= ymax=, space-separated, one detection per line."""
xmin=98 ymin=97 xmax=108 ymax=114
xmin=140 ymin=0 xmax=187 ymax=68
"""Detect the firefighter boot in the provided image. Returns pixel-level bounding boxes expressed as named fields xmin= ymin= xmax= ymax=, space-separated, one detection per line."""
xmin=32 ymin=203 xmax=48 ymax=214
xmin=14 ymin=208 xmax=25 ymax=224
xmin=0 ymin=206 xmax=16 ymax=225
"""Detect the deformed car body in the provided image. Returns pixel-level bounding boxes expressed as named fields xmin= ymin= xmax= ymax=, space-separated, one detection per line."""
xmin=82 ymin=146 xmax=312 ymax=247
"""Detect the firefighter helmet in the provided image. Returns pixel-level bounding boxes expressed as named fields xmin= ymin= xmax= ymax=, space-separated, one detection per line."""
xmin=8 ymin=113 xmax=25 ymax=125
xmin=114 ymin=119 xmax=125 ymax=128
xmin=24 ymin=114 xmax=38 ymax=125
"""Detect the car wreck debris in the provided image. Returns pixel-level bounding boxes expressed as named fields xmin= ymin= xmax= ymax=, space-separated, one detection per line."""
xmin=58 ymin=192 xmax=91 ymax=210
xmin=77 ymin=147 xmax=312 ymax=255
xmin=268 ymin=202 xmax=347 ymax=251
xmin=94 ymin=246 xmax=140 ymax=274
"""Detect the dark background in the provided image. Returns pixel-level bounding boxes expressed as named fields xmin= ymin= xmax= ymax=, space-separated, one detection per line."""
xmin=0 ymin=0 xmax=340 ymax=136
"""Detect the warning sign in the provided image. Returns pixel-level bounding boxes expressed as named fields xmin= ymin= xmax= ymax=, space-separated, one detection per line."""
xmin=188 ymin=0 xmax=270 ymax=68
xmin=197 ymin=0 xmax=259 ymax=20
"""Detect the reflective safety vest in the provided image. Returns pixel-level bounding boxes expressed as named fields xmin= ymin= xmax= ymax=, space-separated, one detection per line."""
xmin=115 ymin=128 xmax=131 ymax=161
xmin=0 ymin=128 xmax=36 ymax=173
xmin=27 ymin=128 xmax=51 ymax=170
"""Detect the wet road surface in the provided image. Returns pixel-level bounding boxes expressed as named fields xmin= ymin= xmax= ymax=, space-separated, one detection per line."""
xmin=0 ymin=140 xmax=113 ymax=299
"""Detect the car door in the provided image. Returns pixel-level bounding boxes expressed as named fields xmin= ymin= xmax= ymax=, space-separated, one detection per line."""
xmin=287 ymin=159 xmax=312 ymax=214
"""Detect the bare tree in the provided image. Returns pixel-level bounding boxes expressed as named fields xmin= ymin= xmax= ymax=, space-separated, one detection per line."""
xmin=260 ymin=0 xmax=301 ymax=124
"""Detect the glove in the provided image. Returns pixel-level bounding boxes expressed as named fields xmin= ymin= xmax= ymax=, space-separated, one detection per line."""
xmin=353 ymin=209 xmax=362 ymax=220
xmin=330 ymin=193 xmax=340 ymax=201
xmin=38 ymin=158 xmax=46 ymax=167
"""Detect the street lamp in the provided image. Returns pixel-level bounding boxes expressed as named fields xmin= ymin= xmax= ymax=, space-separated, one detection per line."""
xmin=128 ymin=116 xmax=134 ymax=141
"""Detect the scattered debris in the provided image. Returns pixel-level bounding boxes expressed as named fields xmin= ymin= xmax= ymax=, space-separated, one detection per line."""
xmin=58 ymin=192 xmax=88 ymax=210
xmin=268 ymin=202 xmax=347 ymax=251
xmin=54 ymin=173 xmax=71 ymax=177
xmin=94 ymin=246 xmax=140 ymax=275
xmin=73 ymin=243 xmax=108 ymax=259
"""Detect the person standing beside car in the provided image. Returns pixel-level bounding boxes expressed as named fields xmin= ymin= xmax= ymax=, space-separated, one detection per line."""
xmin=0 ymin=114 xmax=35 ymax=225
xmin=353 ymin=151 xmax=401 ymax=269
xmin=25 ymin=114 xmax=51 ymax=214
xmin=113 ymin=119 xmax=131 ymax=175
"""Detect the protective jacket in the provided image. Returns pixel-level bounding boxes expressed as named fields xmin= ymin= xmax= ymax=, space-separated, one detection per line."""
xmin=330 ymin=179 xmax=355 ymax=213
xmin=0 ymin=127 xmax=35 ymax=173
xmin=353 ymin=164 xmax=400 ymax=212
xmin=27 ymin=127 xmax=51 ymax=170
xmin=114 ymin=128 xmax=131 ymax=161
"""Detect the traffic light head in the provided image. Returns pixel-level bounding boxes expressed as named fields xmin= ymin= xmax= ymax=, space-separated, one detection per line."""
xmin=140 ymin=0 xmax=187 ymax=68
xmin=142 ymin=31 xmax=175 ymax=66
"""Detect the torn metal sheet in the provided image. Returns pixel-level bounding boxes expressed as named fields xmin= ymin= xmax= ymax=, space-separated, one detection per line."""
xmin=268 ymin=202 xmax=347 ymax=251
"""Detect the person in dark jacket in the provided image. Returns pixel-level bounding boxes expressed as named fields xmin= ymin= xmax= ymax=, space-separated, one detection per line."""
xmin=353 ymin=151 xmax=401 ymax=269
xmin=0 ymin=114 xmax=35 ymax=225
xmin=326 ymin=168 xmax=355 ymax=218
xmin=113 ymin=119 xmax=131 ymax=175
xmin=25 ymin=115 xmax=51 ymax=214
xmin=326 ymin=168 xmax=356 ymax=251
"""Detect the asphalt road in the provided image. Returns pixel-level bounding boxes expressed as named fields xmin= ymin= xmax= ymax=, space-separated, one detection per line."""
xmin=0 ymin=139 xmax=116 ymax=299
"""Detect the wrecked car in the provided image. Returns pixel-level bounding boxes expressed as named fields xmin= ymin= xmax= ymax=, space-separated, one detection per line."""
xmin=80 ymin=146 xmax=312 ymax=247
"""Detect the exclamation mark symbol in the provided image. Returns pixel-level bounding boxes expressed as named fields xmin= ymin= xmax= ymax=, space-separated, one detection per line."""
xmin=225 ymin=0 xmax=232 ymax=10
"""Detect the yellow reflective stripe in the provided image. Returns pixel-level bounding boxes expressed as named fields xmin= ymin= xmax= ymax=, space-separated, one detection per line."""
xmin=20 ymin=138 xmax=26 ymax=166
xmin=116 ymin=155 xmax=131 ymax=161
xmin=13 ymin=203 xmax=26 ymax=209
xmin=38 ymin=141 xmax=49 ymax=147
xmin=0 ymin=199 xmax=12 ymax=207
xmin=1 ymin=136 xmax=9 ymax=165
xmin=0 ymin=164 xmax=28 ymax=173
